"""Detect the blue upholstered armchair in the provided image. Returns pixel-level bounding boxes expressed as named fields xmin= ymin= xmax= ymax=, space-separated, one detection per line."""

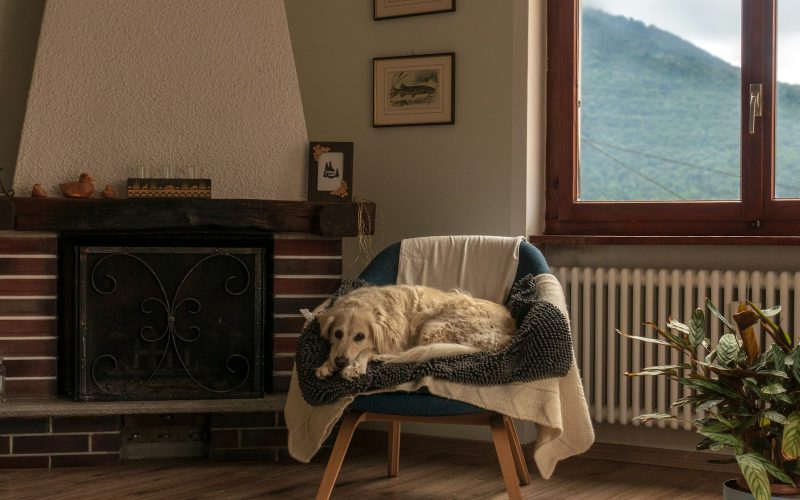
xmin=315 ymin=238 xmax=550 ymax=500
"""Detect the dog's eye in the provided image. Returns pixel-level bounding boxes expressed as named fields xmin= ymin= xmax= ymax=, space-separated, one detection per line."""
xmin=353 ymin=333 xmax=365 ymax=342
xmin=334 ymin=330 xmax=343 ymax=339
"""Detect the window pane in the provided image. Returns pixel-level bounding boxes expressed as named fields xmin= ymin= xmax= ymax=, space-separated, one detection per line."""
xmin=776 ymin=0 xmax=800 ymax=199
xmin=579 ymin=2 xmax=741 ymax=201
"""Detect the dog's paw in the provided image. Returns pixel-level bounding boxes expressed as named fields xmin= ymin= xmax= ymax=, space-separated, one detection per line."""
xmin=315 ymin=365 xmax=333 ymax=379
xmin=340 ymin=363 xmax=366 ymax=381
xmin=371 ymin=353 xmax=397 ymax=363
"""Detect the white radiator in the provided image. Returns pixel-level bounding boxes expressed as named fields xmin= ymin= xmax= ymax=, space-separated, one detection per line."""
xmin=552 ymin=267 xmax=800 ymax=431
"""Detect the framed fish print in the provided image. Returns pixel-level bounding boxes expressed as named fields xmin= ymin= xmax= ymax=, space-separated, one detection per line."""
xmin=373 ymin=0 xmax=455 ymax=20
xmin=307 ymin=141 xmax=354 ymax=202
xmin=373 ymin=53 xmax=455 ymax=127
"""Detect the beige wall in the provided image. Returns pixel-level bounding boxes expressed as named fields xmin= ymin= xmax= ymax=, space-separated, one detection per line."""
xmin=285 ymin=0 xmax=540 ymax=276
xmin=13 ymin=0 xmax=307 ymax=200
xmin=0 ymin=0 xmax=45 ymax=192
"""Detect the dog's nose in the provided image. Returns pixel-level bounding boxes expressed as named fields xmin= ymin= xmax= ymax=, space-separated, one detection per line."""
xmin=334 ymin=356 xmax=348 ymax=369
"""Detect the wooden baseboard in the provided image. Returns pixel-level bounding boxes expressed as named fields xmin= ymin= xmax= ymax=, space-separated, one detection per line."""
xmin=351 ymin=429 xmax=739 ymax=475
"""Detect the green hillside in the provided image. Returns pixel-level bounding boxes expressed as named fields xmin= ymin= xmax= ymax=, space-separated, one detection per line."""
xmin=580 ymin=8 xmax=800 ymax=200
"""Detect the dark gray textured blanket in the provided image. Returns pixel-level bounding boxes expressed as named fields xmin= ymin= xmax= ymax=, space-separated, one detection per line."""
xmin=295 ymin=275 xmax=574 ymax=406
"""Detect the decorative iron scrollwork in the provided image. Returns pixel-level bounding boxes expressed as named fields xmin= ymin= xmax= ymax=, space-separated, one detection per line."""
xmin=88 ymin=251 xmax=253 ymax=395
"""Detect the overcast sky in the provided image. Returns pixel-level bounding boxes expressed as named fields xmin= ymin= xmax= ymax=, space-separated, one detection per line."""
xmin=583 ymin=0 xmax=800 ymax=84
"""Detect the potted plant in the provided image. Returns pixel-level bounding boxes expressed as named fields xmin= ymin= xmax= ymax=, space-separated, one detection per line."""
xmin=618 ymin=299 xmax=800 ymax=500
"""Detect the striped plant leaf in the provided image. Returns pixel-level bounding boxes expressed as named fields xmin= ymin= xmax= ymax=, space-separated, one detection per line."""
xmin=706 ymin=298 xmax=736 ymax=333
xmin=716 ymin=413 xmax=738 ymax=428
xmin=625 ymin=370 xmax=667 ymax=377
xmin=736 ymin=453 xmax=772 ymax=500
xmin=760 ymin=305 xmax=782 ymax=318
xmin=782 ymin=411 xmax=800 ymax=460
xmin=746 ymin=453 xmax=796 ymax=486
xmin=641 ymin=364 xmax=689 ymax=372
xmin=694 ymin=398 xmax=724 ymax=412
xmin=699 ymin=430 xmax=744 ymax=450
xmin=742 ymin=377 xmax=759 ymax=390
xmin=616 ymin=330 xmax=677 ymax=348
xmin=669 ymin=395 xmax=698 ymax=408
xmin=689 ymin=308 xmax=706 ymax=350
xmin=792 ymin=349 xmax=800 ymax=383
xmin=680 ymin=377 xmax=740 ymax=399
xmin=770 ymin=344 xmax=787 ymax=371
xmin=751 ymin=351 xmax=770 ymax=371
xmin=648 ymin=321 xmax=689 ymax=349
xmin=761 ymin=383 xmax=786 ymax=395
xmin=755 ymin=369 xmax=789 ymax=379
xmin=710 ymin=441 xmax=729 ymax=452
xmin=717 ymin=333 xmax=740 ymax=367
xmin=696 ymin=437 xmax=714 ymax=451
xmin=632 ymin=413 xmax=676 ymax=423
xmin=698 ymin=420 xmax=732 ymax=433
xmin=749 ymin=300 xmax=793 ymax=348
xmin=666 ymin=318 xmax=689 ymax=334
xmin=762 ymin=411 xmax=788 ymax=425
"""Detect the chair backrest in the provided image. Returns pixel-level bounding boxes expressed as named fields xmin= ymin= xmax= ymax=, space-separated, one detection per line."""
xmin=358 ymin=238 xmax=549 ymax=300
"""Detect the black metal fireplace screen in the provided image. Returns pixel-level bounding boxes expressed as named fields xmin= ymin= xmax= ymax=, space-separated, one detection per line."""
xmin=70 ymin=243 xmax=266 ymax=401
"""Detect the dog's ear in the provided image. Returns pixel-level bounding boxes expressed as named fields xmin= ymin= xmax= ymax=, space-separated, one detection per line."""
xmin=371 ymin=307 xmax=402 ymax=354
xmin=318 ymin=313 xmax=335 ymax=341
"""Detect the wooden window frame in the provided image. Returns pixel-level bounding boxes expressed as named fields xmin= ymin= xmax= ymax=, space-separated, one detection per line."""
xmin=545 ymin=0 xmax=799 ymax=237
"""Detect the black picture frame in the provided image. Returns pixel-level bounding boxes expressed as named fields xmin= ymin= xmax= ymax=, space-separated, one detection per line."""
xmin=373 ymin=52 xmax=455 ymax=127
xmin=307 ymin=142 xmax=353 ymax=202
xmin=374 ymin=0 xmax=455 ymax=20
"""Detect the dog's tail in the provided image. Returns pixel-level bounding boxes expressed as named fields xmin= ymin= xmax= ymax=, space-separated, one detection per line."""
xmin=382 ymin=343 xmax=480 ymax=364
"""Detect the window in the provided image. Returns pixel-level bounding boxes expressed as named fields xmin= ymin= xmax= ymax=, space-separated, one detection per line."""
xmin=546 ymin=0 xmax=800 ymax=236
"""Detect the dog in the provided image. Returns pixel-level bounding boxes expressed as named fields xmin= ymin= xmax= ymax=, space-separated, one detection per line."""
xmin=314 ymin=285 xmax=516 ymax=380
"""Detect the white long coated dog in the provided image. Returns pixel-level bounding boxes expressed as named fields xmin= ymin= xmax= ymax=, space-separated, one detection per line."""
xmin=314 ymin=285 xmax=516 ymax=380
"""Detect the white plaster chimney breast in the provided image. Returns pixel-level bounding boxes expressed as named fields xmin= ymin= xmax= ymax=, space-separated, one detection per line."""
xmin=14 ymin=0 xmax=308 ymax=200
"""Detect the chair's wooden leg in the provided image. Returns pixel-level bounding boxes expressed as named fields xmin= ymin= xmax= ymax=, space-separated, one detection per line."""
xmin=489 ymin=414 xmax=523 ymax=500
xmin=316 ymin=411 xmax=366 ymax=500
xmin=503 ymin=415 xmax=531 ymax=485
xmin=387 ymin=420 xmax=401 ymax=477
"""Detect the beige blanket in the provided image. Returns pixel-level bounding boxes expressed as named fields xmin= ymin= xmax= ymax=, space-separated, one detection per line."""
xmin=284 ymin=272 xmax=594 ymax=479
xmin=396 ymin=235 xmax=523 ymax=303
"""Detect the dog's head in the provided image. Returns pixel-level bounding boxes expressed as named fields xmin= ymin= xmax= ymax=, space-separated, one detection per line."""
xmin=317 ymin=303 xmax=378 ymax=371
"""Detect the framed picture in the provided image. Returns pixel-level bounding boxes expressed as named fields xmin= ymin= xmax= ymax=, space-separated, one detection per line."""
xmin=307 ymin=142 xmax=353 ymax=202
xmin=374 ymin=0 xmax=455 ymax=20
xmin=373 ymin=52 xmax=455 ymax=127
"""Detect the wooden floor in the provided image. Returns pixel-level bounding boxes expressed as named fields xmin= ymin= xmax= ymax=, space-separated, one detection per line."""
xmin=0 ymin=446 xmax=732 ymax=500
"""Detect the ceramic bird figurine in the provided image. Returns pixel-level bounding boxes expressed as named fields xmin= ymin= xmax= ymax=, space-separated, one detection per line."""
xmin=31 ymin=184 xmax=47 ymax=197
xmin=101 ymin=184 xmax=115 ymax=198
xmin=60 ymin=173 xmax=95 ymax=198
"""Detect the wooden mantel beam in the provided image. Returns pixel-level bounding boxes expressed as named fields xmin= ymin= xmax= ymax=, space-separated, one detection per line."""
xmin=0 ymin=198 xmax=375 ymax=237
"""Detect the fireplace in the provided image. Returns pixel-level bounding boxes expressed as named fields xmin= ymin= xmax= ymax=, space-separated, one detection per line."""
xmin=58 ymin=232 xmax=273 ymax=401
xmin=0 ymin=198 xmax=373 ymax=468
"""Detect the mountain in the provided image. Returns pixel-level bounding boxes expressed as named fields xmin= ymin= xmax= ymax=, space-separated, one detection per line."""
xmin=580 ymin=8 xmax=800 ymax=200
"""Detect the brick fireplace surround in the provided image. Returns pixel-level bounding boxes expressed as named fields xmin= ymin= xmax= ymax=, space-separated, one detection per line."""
xmin=0 ymin=198 xmax=374 ymax=468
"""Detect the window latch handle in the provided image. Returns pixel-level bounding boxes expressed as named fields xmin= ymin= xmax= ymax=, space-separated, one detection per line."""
xmin=749 ymin=83 xmax=762 ymax=134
